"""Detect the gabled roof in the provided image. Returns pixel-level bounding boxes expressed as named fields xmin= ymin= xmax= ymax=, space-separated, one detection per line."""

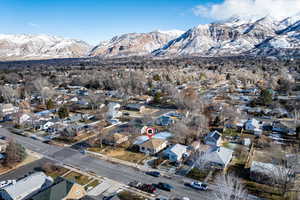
xmin=1 ymin=172 xmax=52 ymax=200
xmin=205 ymin=130 xmax=221 ymax=142
xmin=250 ymin=161 xmax=291 ymax=177
xmin=29 ymin=177 xmax=78 ymax=200
xmin=0 ymin=104 xmax=14 ymax=110
xmin=139 ymin=138 xmax=166 ymax=150
xmin=165 ymin=144 xmax=188 ymax=157
xmin=203 ymin=146 xmax=233 ymax=166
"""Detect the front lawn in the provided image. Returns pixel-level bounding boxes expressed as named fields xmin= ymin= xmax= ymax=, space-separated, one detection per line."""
xmin=85 ymin=180 xmax=101 ymax=190
xmin=245 ymin=181 xmax=282 ymax=200
xmin=64 ymin=171 xmax=91 ymax=185
xmin=117 ymin=191 xmax=146 ymax=200
xmin=87 ymin=146 xmax=107 ymax=153
xmin=223 ymin=128 xmax=241 ymax=137
xmin=103 ymin=147 xmax=148 ymax=164
xmin=186 ymin=168 xmax=209 ymax=181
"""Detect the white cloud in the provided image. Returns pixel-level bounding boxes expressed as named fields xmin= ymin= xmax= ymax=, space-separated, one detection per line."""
xmin=28 ymin=22 xmax=40 ymax=28
xmin=193 ymin=0 xmax=300 ymax=20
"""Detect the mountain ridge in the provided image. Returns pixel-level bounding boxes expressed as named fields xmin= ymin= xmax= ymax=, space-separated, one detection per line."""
xmin=1 ymin=15 xmax=300 ymax=61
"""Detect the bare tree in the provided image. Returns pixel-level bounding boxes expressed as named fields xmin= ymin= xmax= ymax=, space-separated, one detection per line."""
xmin=194 ymin=149 xmax=210 ymax=170
xmin=169 ymin=121 xmax=192 ymax=145
xmin=214 ymin=173 xmax=248 ymax=200
xmin=33 ymin=78 xmax=54 ymax=105
xmin=257 ymin=145 xmax=300 ymax=199
xmin=0 ymin=86 xmax=19 ymax=103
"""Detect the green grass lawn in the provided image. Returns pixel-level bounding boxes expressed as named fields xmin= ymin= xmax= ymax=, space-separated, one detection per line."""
xmin=85 ymin=179 xmax=101 ymax=190
xmin=223 ymin=128 xmax=241 ymax=137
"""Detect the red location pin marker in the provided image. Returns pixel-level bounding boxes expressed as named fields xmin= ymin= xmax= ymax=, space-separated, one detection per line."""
xmin=146 ymin=128 xmax=155 ymax=139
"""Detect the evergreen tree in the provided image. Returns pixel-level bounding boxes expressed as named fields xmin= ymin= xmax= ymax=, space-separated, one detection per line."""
xmin=58 ymin=106 xmax=69 ymax=119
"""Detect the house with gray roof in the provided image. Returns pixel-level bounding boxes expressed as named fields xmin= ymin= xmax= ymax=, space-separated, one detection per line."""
xmin=0 ymin=172 xmax=53 ymax=200
xmin=204 ymin=130 xmax=222 ymax=146
xmin=29 ymin=177 xmax=86 ymax=200
xmin=250 ymin=161 xmax=293 ymax=184
xmin=164 ymin=144 xmax=189 ymax=162
xmin=201 ymin=146 xmax=233 ymax=168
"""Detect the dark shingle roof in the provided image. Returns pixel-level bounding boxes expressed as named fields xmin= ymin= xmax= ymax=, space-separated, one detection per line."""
xmin=29 ymin=177 xmax=75 ymax=200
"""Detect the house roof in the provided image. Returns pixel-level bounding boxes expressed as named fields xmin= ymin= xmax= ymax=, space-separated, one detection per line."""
xmin=156 ymin=115 xmax=173 ymax=126
xmin=29 ymin=177 xmax=78 ymax=200
xmin=133 ymin=132 xmax=172 ymax=146
xmin=203 ymin=146 xmax=233 ymax=166
xmin=125 ymin=103 xmax=145 ymax=110
xmin=206 ymin=130 xmax=221 ymax=142
xmin=0 ymin=104 xmax=14 ymax=110
xmin=1 ymin=172 xmax=52 ymax=200
xmin=246 ymin=118 xmax=260 ymax=127
xmin=139 ymin=138 xmax=166 ymax=150
xmin=165 ymin=144 xmax=188 ymax=157
xmin=250 ymin=161 xmax=290 ymax=177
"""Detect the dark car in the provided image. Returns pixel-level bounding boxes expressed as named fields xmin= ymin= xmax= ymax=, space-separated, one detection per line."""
xmin=154 ymin=182 xmax=173 ymax=192
xmin=145 ymin=171 xmax=161 ymax=177
xmin=140 ymin=184 xmax=157 ymax=193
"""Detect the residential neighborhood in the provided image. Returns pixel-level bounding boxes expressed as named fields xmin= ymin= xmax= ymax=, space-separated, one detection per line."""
xmin=0 ymin=58 xmax=298 ymax=200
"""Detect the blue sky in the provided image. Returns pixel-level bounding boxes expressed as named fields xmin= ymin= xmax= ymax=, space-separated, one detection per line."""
xmin=1 ymin=0 xmax=222 ymax=44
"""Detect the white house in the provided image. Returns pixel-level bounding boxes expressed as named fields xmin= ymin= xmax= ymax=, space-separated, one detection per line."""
xmin=204 ymin=131 xmax=222 ymax=146
xmin=41 ymin=121 xmax=55 ymax=130
xmin=245 ymin=118 xmax=262 ymax=135
xmin=68 ymin=97 xmax=79 ymax=103
xmin=201 ymin=146 xmax=234 ymax=168
xmin=107 ymin=102 xmax=122 ymax=119
xmin=0 ymin=104 xmax=18 ymax=116
xmin=164 ymin=144 xmax=189 ymax=162
xmin=18 ymin=113 xmax=31 ymax=125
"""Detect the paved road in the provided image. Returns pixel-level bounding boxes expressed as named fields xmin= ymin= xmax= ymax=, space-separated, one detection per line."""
xmin=0 ymin=158 xmax=53 ymax=181
xmin=0 ymin=128 xmax=211 ymax=200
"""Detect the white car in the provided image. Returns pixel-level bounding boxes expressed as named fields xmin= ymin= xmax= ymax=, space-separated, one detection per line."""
xmin=189 ymin=181 xmax=208 ymax=191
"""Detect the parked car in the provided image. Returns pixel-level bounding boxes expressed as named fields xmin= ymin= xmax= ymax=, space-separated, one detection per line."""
xmin=145 ymin=171 xmax=161 ymax=177
xmin=154 ymin=182 xmax=173 ymax=192
xmin=140 ymin=184 xmax=157 ymax=194
xmin=186 ymin=181 xmax=208 ymax=191
xmin=128 ymin=181 xmax=142 ymax=188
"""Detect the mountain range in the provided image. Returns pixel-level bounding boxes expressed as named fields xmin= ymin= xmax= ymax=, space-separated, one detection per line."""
xmin=1 ymin=15 xmax=300 ymax=61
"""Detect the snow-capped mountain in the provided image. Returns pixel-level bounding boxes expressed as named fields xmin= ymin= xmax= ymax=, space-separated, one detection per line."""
xmin=89 ymin=30 xmax=184 ymax=57
xmin=1 ymin=15 xmax=299 ymax=61
xmin=153 ymin=15 xmax=300 ymax=57
xmin=0 ymin=34 xmax=91 ymax=61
